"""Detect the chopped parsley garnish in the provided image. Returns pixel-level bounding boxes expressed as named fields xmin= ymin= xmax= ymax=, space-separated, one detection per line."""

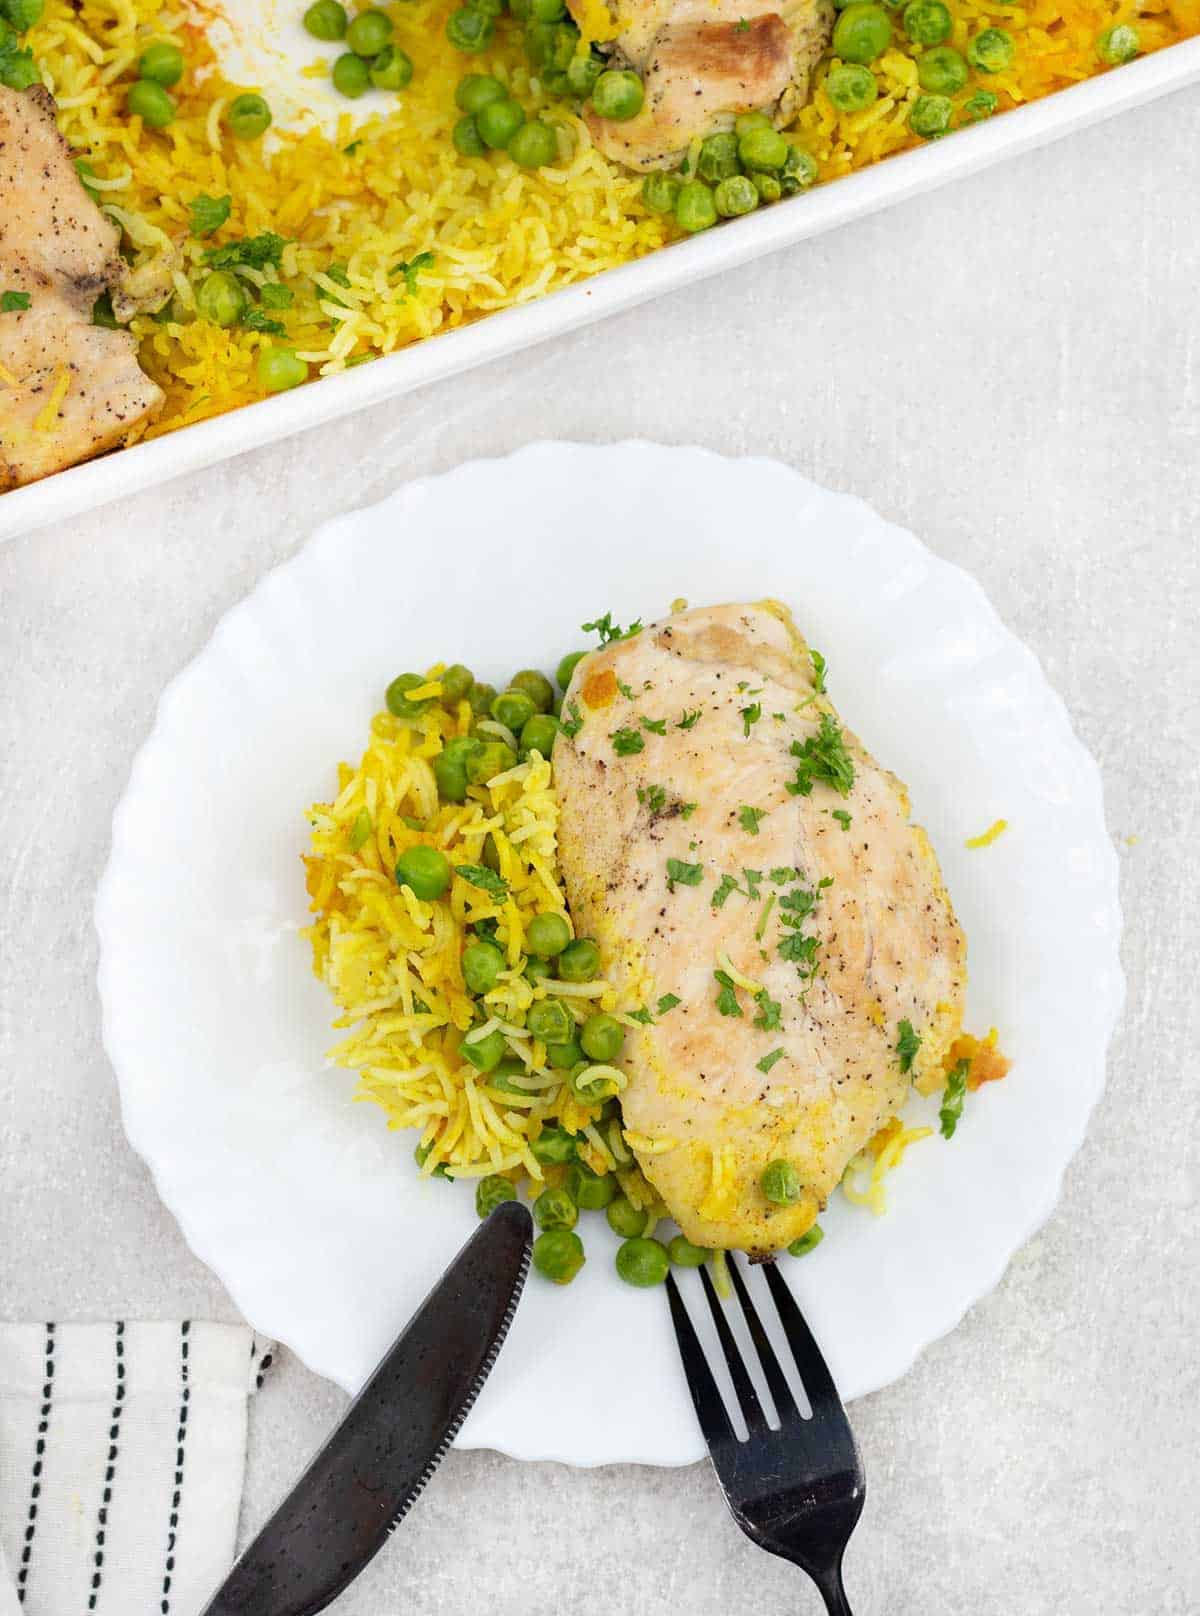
xmin=779 ymin=885 xmax=817 ymax=921
xmin=735 ymin=14 xmax=750 ymax=28
xmin=627 ymin=1007 xmax=654 ymax=1025
xmin=637 ymin=784 xmax=667 ymax=815
xmin=188 ymin=193 xmax=231 ymax=238
xmin=581 ymin=611 xmax=642 ymax=645
xmin=611 ymin=727 xmax=645 ymax=757
xmin=712 ymin=874 xmax=739 ymax=909
xmin=326 ymin=262 xmax=352 ymax=288
xmin=260 ymin=284 xmax=294 ymax=309
xmin=390 ymin=251 xmax=434 ymax=295
xmin=348 ymin=809 xmax=372 ymax=851
xmin=752 ymin=989 xmax=782 ymax=1031
xmin=560 ymin=700 xmax=582 ymax=739
xmin=757 ymin=1048 xmax=785 ymax=1074
xmin=242 ymin=308 xmax=286 ymax=335
xmin=896 ymin=1018 xmax=921 ymax=1074
xmin=940 ymin=1059 xmax=970 ymax=1138
xmin=203 ymin=231 xmax=289 ymax=270
xmin=787 ymin=712 xmax=855 ymax=798
xmin=666 ymin=858 xmax=704 ymax=891
xmin=680 ymin=802 xmax=698 ymax=818
xmin=617 ymin=678 xmax=635 ymax=699
xmin=778 ymin=931 xmax=819 ymax=972
xmin=677 ymin=708 xmax=702 ymax=730
xmin=657 ymin=993 xmax=681 ymax=1014
xmin=739 ymin=805 xmax=767 ymax=835
xmin=769 ymin=866 xmax=799 ymax=884
xmin=832 ymin=809 xmax=852 ymax=829
xmin=91 ymin=292 xmax=117 ymax=329
xmin=1 ymin=290 xmax=30 ymax=313
xmin=455 ymin=864 xmax=508 ymax=899
xmin=740 ymin=702 xmax=762 ymax=738
xmin=640 ymin=716 xmax=667 ymax=735
xmin=344 ymin=139 xmax=362 ymax=154
xmin=810 ymin=648 xmax=828 ymax=693
xmin=713 ymin=970 xmax=742 ymax=1017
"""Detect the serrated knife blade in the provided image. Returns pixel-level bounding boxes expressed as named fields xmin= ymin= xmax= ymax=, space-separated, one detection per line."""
xmin=200 ymin=1200 xmax=533 ymax=1616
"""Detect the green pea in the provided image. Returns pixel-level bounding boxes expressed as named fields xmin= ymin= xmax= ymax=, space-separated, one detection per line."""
xmin=304 ymin=0 xmax=348 ymax=39
xmin=781 ymin=145 xmax=819 ymax=193
xmin=565 ymin=51 xmax=602 ymax=96
xmin=567 ymin=1160 xmax=616 ymax=1210
xmin=524 ymin=955 xmax=554 ymax=985
xmin=488 ymin=689 xmax=534 ymax=731
xmin=257 ymin=347 xmax=308 ymax=391
xmin=738 ymin=125 xmax=789 ymax=171
xmin=557 ymin=937 xmax=600 ymax=982
xmin=788 ymin=1224 xmax=825 ymax=1257
xmin=462 ymin=1026 xmax=506 ymax=1072
xmin=3 ymin=0 xmax=42 ymax=28
xmin=525 ymin=912 xmax=570 ymax=960
xmin=395 ymin=844 xmax=452 ymax=900
xmin=675 ymin=181 xmax=716 ymax=234
xmin=462 ymin=938 xmax=505 ymax=994
xmin=606 ymin=1195 xmax=648 ymax=1238
xmin=967 ymin=26 xmax=1014 ymax=71
xmin=332 ymin=51 xmax=370 ymax=96
xmin=761 ymin=1158 xmax=803 ymax=1205
xmin=127 ymin=79 xmax=176 ymax=127
xmin=441 ymin=666 xmax=475 ymax=707
xmin=524 ymin=17 xmax=576 ymax=71
xmin=456 ymin=72 xmax=506 ymax=113
xmin=752 ymin=172 xmax=782 ymax=203
xmin=734 ymin=110 xmax=773 ymax=135
xmin=435 ymin=735 xmax=481 ymax=803
xmin=470 ymin=0 xmax=506 ymax=16
xmin=476 ymin=1173 xmax=517 ymax=1218
xmin=907 ymin=91 xmax=952 ymax=137
xmin=526 ymin=998 xmax=570 ymax=1043
xmin=467 ymin=740 xmax=517 ymax=783
xmin=467 ymin=680 xmax=497 ymax=716
xmin=346 ymin=6 xmax=392 ymax=54
xmin=370 ymin=44 xmax=414 ymax=90
xmin=901 ymin=0 xmax=950 ymax=44
xmin=227 ymin=92 xmax=271 ymax=138
xmin=530 ymin=0 xmax=565 ymax=16
xmin=958 ymin=87 xmax=998 ymax=122
xmin=519 ymin=713 xmax=559 ymax=758
xmin=567 ymin=1062 xmax=621 ymax=1105
xmin=477 ymin=97 xmax=525 ymax=148
xmin=590 ymin=68 xmax=643 ymax=120
xmin=488 ymin=1058 xmax=529 ymax=1094
xmin=0 ymin=46 xmax=39 ymax=87
xmin=832 ymin=1 xmax=892 ymax=62
xmin=532 ymin=1228 xmax=585 ymax=1284
xmin=138 ymin=42 xmax=184 ymax=86
xmin=668 ymin=1235 xmax=709 ymax=1267
xmin=506 ymin=669 xmax=554 ymax=712
xmin=697 ymin=131 xmax=740 ymax=183
xmin=446 ymin=6 xmax=494 ymax=51
xmin=825 ymin=62 xmax=878 ymax=112
xmin=580 ymin=1012 xmax=623 ymax=1062
xmin=533 ymin=1186 xmax=577 ymax=1231
xmin=386 ymin=671 xmax=433 ymax=718
xmin=640 ymin=172 xmax=681 ymax=215
xmin=547 ymin=1035 xmax=583 ymax=1069
xmin=714 ymin=174 xmax=758 ymax=218
xmin=1096 ymin=21 xmax=1139 ymax=63
xmin=506 ymin=116 xmax=556 ymax=166
xmin=196 ymin=270 xmax=247 ymax=328
xmin=414 ymin=1138 xmax=450 ymax=1178
xmin=917 ymin=44 xmax=967 ymax=93
xmin=615 ymin=1236 xmax=670 ymax=1287
xmin=530 ymin=1123 xmax=577 ymax=1164
xmin=452 ymin=114 xmax=486 ymax=155
xmin=509 ymin=0 xmax=531 ymax=17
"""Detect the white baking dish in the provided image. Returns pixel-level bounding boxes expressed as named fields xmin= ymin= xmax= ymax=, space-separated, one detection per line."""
xmin=3 ymin=37 xmax=1198 ymax=544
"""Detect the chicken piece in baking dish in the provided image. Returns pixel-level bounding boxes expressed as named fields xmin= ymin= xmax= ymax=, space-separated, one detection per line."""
xmin=569 ymin=0 xmax=834 ymax=171
xmin=0 ymin=85 xmax=162 ymax=490
xmin=554 ymin=601 xmax=966 ymax=1255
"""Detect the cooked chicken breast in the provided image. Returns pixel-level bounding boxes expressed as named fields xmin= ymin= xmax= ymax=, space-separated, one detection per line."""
xmin=555 ymin=602 xmax=966 ymax=1255
xmin=0 ymin=85 xmax=162 ymax=491
xmin=573 ymin=0 xmax=833 ymax=170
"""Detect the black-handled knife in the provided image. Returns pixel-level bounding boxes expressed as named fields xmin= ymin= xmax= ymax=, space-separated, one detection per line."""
xmin=201 ymin=1200 xmax=533 ymax=1616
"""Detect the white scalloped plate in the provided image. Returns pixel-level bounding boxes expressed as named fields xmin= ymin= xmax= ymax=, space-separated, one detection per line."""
xmin=96 ymin=443 xmax=1122 ymax=1466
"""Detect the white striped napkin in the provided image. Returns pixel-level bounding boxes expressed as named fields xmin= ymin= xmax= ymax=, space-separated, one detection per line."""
xmin=0 ymin=1323 xmax=273 ymax=1616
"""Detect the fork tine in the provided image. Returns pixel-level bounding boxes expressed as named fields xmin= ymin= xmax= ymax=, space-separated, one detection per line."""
xmin=762 ymin=1261 xmax=841 ymax=1414
xmin=725 ymin=1255 xmax=798 ymax=1420
xmin=666 ymin=1275 xmax=735 ymax=1448
xmin=698 ymin=1264 xmax=769 ymax=1433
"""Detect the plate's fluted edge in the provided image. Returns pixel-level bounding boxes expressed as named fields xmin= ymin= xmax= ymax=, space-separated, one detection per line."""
xmin=94 ymin=442 xmax=1125 ymax=1469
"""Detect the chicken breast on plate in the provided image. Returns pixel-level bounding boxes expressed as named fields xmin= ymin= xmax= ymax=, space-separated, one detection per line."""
xmin=570 ymin=0 xmax=834 ymax=170
xmin=0 ymin=85 xmax=162 ymax=491
xmin=555 ymin=602 xmax=965 ymax=1255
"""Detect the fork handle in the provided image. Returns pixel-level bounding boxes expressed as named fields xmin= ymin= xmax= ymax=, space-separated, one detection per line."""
xmin=810 ymin=1562 xmax=854 ymax=1616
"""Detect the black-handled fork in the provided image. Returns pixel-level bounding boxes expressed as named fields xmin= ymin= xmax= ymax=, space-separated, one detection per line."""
xmin=667 ymin=1256 xmax=865 ymax=1615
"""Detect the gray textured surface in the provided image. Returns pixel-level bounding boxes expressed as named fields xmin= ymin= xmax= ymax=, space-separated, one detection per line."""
xmin=2 ymin=87 xmax=1200 ymax=1616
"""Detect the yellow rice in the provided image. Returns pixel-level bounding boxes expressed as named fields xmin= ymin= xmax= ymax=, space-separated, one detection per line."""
xmin=25 ymin=0 xmax=1197 ymax=441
